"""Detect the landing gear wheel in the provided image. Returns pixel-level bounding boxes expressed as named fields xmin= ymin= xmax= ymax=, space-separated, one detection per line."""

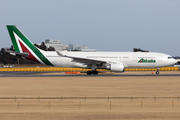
xmin=92 ymin=71 xmax=98 ymax=75
xmin=86 ymin=71 xmax=98 ymax=75
xmin=87 ymin=71 xmax=92 ymax=75
xmin=156 ymin=68 xmax=160 ymax=75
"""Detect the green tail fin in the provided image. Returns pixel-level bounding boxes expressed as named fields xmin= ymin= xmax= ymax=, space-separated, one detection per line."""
xmin=6 ymin=25 xmax=53 ymax=66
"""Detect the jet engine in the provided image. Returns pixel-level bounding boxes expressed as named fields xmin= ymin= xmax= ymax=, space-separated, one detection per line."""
xmin=106 ymin=63 xmax=125 ymax=72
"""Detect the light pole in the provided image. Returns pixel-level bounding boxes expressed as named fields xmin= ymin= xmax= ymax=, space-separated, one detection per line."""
xmin=17 ymin=58 xmax=19 ymax=67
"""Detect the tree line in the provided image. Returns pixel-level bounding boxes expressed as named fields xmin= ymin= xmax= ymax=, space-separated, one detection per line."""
xmin=0 ymin=42 xmax=55 ymax=65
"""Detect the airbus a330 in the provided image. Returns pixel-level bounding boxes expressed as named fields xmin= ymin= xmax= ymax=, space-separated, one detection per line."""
xmin=6 ymin=25 xmax=177 ymax=75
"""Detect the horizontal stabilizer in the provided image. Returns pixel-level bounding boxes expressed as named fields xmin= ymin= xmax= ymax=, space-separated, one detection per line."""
xmin=5 ymin=50 xmax=29 ymax=57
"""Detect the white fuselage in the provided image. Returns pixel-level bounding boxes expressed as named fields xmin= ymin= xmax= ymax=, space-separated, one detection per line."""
xmin=42 ymin=51 xmax=177 ymax=69
xmin=6 ymin=25 xmax=177 ymax=72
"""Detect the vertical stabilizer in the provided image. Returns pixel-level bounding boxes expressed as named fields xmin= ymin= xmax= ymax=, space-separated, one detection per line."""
xmin=6 ymin=25 xmax=53 ymax=66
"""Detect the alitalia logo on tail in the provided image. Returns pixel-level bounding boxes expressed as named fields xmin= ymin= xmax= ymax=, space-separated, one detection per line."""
xmin=138 ymin=58 xmax=156 ymax=63
xmin=6 ymin=25 xmax=54 ymax=66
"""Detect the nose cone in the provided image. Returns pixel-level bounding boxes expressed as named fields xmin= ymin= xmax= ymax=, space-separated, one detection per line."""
xmin=172 ymin=59 xmax=178 ymax=64
xmin=164 ymin=58 xmax=177 ymax=66
xmin=168 ymin=58 xmax=177 ymax=66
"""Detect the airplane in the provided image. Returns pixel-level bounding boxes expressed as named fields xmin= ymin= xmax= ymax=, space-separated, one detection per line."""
xmin=6 ymin=25 xmax=177 ymax=75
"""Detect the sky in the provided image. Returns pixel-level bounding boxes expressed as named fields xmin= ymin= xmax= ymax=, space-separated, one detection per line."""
xmin=0 ymin=0 xmax=180 ymax=56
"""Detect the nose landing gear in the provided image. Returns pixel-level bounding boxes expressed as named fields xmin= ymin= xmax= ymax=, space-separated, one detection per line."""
xmin=156 ymin=68 xmax=160 ymax=75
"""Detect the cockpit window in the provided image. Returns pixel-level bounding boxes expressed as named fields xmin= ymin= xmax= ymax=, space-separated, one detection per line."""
xmin=168 ymin=57 xmax=173 ymax=59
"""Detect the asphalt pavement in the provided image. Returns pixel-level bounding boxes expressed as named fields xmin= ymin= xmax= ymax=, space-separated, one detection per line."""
xmin=0 ymin=71 xmax=180 ymax=77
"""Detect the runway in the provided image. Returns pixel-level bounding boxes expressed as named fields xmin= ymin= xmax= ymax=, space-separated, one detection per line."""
xmin=0 ymin=71 xmax=180 ymax=77
xmin=1 ymin=71 xmax=180 ymax=120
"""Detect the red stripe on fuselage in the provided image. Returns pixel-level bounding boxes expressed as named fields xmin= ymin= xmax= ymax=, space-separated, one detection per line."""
xmin=19 ymin=40 xmax=40 ymax=63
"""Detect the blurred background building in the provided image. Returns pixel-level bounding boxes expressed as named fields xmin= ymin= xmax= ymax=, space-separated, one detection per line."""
xmin=37 ymin=39 xmax=97 ymax=52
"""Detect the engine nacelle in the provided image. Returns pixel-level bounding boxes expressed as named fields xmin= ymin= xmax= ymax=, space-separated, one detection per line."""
xmin=106 ymin=63 xmax=125 ymax=72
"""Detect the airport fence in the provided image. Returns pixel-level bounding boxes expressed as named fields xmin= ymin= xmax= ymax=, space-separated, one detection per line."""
xmin=0 ymin=67 xmax=179 ymax=72
xmin=1 ymin=96 xmax=180 ymax=101
xmin=0 ymin=96 xmax=180 ymax=109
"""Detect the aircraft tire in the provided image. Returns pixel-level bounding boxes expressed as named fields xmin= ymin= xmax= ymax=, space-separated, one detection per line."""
xmin=87 ymin=71 xmax=92 ymax=75
xmin=93 ymin=71 xmax=98 ymax=75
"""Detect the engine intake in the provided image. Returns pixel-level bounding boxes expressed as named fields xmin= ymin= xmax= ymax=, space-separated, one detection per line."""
xmin=106 ymin=63 xmax=125 ymax=72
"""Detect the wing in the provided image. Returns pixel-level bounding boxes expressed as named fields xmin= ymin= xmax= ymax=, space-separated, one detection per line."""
xmin=56 ymin=51 xmax=107 ymax=65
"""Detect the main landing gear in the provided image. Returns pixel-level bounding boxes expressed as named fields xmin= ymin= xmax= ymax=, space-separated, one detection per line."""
xmin=87 ymin=70 xmax=98 ymax=75
xmin=156 ymin=68 xmax=160 ymax=75
xmin=87 ymin=64 xmax=98 ymax=75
